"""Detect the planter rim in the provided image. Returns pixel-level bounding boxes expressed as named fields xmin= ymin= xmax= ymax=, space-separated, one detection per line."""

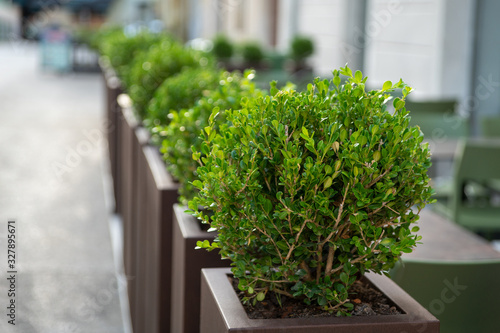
xmin=174 ymin=204 xmax=213 ymax=239
xmin=143 ymin=145 xmax=179 ymax=191
xmin=135 ymin=125 xmax=151 ymax=146
xmin=201 ymin=267 xmax=439 ymax=330
xmin=98 ymin=57 xmax=121 ymax=89
xmin=121 ymin=104 xmax=140 ymax=129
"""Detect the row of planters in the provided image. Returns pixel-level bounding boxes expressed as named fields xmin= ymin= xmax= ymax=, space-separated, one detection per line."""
xmin=96 ymin=27 xmax=439 ymax=333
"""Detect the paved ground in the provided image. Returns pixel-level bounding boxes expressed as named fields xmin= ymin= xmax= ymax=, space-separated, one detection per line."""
xmin=0 ymin=41 xmax=129 ymax=332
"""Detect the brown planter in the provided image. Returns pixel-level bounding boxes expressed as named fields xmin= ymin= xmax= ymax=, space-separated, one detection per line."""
xmin=118 ymin=104 xmax=139 ymax=281
xmin=129 ymin=125 xmax=150 ymax=331
xmin=119 ymin=111 xmax=149 ymax=331
xmin=200 ymin=268 xmax=439 ymax=333
xmin=133 ymin=144 xmax=179 ymax=333
xmin=171 ymin=204 xmax=230 ymax=333
xmin=99 ymin=58 xmax=123 ymax=213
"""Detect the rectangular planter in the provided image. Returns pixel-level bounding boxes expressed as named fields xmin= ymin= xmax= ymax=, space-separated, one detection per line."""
xmin=99 ymin=58 xmax=123 ymax=213
xmin=171 ymin=204 xmax=230 ymax=333
xmin=129 ymin=126 xmax=150 ymax=332
xmin=123 ymin=120 xmax=150 ymax=331
xmin=134 ymin=145 xmax=179 ymax=333
xmin=200 ymin=268 xmax=439 ymax=333
xmin=119 ymin=105 xmax=139 ymax=283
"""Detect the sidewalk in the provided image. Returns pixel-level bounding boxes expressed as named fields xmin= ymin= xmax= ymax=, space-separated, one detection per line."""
xmin=0 ymin=42 xmax=128 ymax=332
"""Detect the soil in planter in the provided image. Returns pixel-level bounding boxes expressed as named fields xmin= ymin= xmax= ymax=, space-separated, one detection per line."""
xmin=230 ymin=276 xmax=402 ymax=319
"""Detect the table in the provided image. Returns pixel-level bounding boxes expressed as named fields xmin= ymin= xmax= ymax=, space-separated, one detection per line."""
xmin=405 ymin=209 xmax=500 ymax=261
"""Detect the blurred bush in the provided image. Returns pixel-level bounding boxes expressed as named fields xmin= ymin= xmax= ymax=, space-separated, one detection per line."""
xmin=212 ymin=34 xmax=234 ymax=62
xmin=146 ymin=66 xmax=221 ymax=129
xmin=127 ymin=40 xmax=214 ymax=119
xmin=161 ymin=70 xmax=267 ymax=204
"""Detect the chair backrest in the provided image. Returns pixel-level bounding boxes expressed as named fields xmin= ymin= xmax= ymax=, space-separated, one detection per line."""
xmin=405 ymin=99 xmax=468 ymax=138
xmin=453 ymin=139 xmax=500 ymax=182
xmin=390 ymin=259 xmax=500 ymax=333
xmin=481 ymin=116 xmax=500 ymax=137
xmin=450 ymin=139 xmax=500 ymax=231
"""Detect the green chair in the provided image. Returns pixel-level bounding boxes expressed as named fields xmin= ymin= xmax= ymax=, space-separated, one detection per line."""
xmin=390 ymin=259 xmax=500 ymax=333
xmin=432 ymin=139 xmax=500 ymax=235
xmin=405 ymin=99 xmax=468 ymax=138
xmin=481 ymin=116 xmax=500 ymax=137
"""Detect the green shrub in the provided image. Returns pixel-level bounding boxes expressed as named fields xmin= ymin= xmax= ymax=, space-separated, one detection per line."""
xmin=241 ymin=42 xmax=264 ymax=66
xmin=190 ymin=66 xmax=434 ymax=314
xmin=212 ymin=34 xmax=234 ymax=61
xmin=127 ymin=40 xmax=214 ymax=119
xmin=97 ymin=29 xmax=168 ymax=86
xmin=290 ymin=35 xmax=314 ymax=63
xmin=146 ymin=66 xmax=221 ymax=129
xmin=161 ymin=70 xmax=266 ymax=204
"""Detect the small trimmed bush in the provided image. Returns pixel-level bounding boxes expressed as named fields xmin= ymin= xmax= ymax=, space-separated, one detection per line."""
xmin=97 ymin=29 xmax=169 ymax=87
xmin=162 ymin=70 xmax=266 ymax=204
xmin=241 ymin=42 xmax=264 ymax=66
xmin=127 ymin=40 xmax=214 ymax=119
xmin=212 ymin=35 xmax=234 ymax=61
xmin=146 ymin=66 xmax=221 ymax=129
xmin=290 ymin=35 xmax=314 ymax=63
xmin=190 ymin=66 xmax=433 ymax=314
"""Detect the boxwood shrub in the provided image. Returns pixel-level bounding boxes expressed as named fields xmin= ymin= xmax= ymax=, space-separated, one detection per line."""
xmin=161 ymin=70 xmax=267 ymax=204
xmin=190 ymin=66 xmax=434 ymax=314
xmin=127 ymin=40 xmax=214 ymax=119
xmin=145 ymin=66 xmax=221 ymax=129
xmin=97 ymin=29 xmax=169 ymax=87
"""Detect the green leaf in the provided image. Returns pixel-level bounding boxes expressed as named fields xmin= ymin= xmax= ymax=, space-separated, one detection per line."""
xmin=192 ymin=152 xmax=201 ymax=161
xmin=396 ymin=99 xmax=405 ymax=110
xmin=354 ymin=70 xmax=363 ymax=82
xmin=380 ymin=238 xmax=393 ymax=246
xmin=340 ymin=129 xmax=347 ymax=142
xmin=256 ymin=292 xmax=265 ymax=302
xmin=382 ymin=81 xmax=392 ymax=91
xmin=204 ymin=126 xmax=212 ymax=136
xmin=340 ymin=272 xmax=348 ymax=284
xmin=270 ymin=81 xmax=279 ymax=96
xmin=325 ymin=165 xmax=333 ymax=175
xmin=277 ymin=240 xmax=288 ymax=251
xmin=333 ymin=75 xmax=341 ymax=87
xmin=324 ymin=176 xmax=333 ymax=189
xmin=192 ymin=180 xmax=203 ymax=189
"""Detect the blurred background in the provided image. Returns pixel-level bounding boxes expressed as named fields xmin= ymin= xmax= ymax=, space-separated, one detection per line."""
xmin=2 ymin=0 xmax=499 ymax=135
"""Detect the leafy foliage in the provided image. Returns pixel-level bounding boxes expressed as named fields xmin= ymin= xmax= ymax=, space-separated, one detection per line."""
xmin=161 ymin=70 xmax=266 ymax=205
xmin=146 ymin=66 xmax=221 ymax=129
xmin=189 ymin=66 xmax=433 ymax=314
xmin=127 ymin=40 xmax=214 ymax=119
xmin=97 ymin=29 xmax=169 ymax=88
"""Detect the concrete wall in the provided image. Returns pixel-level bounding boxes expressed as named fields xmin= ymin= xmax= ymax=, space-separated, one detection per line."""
xmin=276 ymin=0 xmax=367 ymax=76
xmin=473 ymin=0 xmax=500 ymax=123
xmin=216 ymin=0 xmax=273 ymax=48
xmin=280 ymin=0 xmax=348 ymax=76
xmin=363 ymin=0 xmax=475 ymax=103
